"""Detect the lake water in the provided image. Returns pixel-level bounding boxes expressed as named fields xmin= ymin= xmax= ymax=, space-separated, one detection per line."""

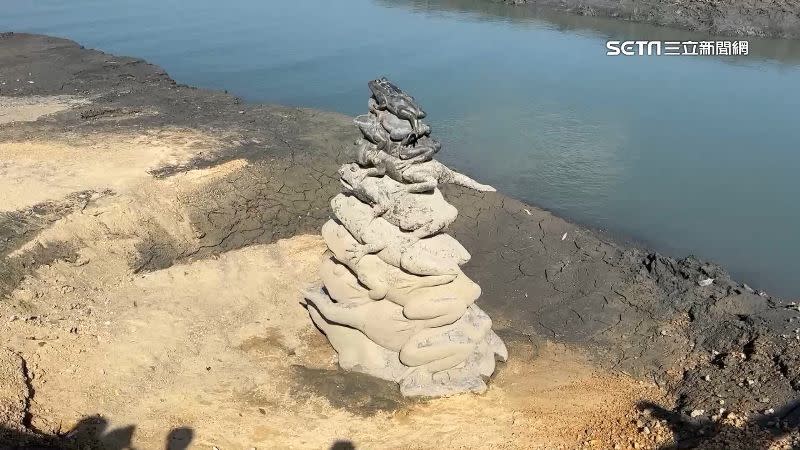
xmin=3 ymin=0 xmax=800 ymax=297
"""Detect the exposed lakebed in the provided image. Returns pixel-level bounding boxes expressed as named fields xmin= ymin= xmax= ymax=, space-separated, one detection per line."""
xmin=3 ymin=0 xmax=800 ymax=297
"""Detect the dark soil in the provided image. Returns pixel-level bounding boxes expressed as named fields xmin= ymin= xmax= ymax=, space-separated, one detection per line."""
xmin=498 ymin=0 xmax=800 ymax=39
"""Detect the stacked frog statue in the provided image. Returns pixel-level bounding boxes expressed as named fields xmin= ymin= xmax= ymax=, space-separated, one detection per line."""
xmin=303 ymin=77 xmax=507 ymax=397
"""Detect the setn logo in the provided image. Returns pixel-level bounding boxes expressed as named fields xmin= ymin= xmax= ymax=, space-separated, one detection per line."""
xmin=606 ymin=40 xmax=749 ymax=56
xmin=606 ymin=41 xmax=662 ymax=56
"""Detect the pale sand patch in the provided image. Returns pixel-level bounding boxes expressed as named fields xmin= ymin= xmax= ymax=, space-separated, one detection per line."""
xmin=0 ymin=95 xmax=87 ymax=125
xmin=172 ymin=158 xmax=249 ymax=185
xmin=0 ymin=128 xmax=235 ymax=211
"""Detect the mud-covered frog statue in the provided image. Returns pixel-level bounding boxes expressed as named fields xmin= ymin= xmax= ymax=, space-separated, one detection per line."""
xmin=355 ymin=140 xmax=495 ymax=193
xmin=338 ymin=163 xmax=457 ymax=239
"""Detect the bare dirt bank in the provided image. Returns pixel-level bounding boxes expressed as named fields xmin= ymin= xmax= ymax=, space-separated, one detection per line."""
xmin=1 ymin=32 xmax=798 ymax=449
xmin=496 ymin=0 xmax=800 ymax=39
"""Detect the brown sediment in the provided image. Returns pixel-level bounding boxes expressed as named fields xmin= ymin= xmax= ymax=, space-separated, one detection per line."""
xmin=492 ymin=0 xmax=800 ymax=39
xmin=0 ymin=32 xmax=798 ymax=449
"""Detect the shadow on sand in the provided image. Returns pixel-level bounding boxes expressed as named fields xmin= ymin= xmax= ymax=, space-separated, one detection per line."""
xmin=4 ymin=402 xmax=796 ymax=449
xmin=0 ymin=417 xmax=356 ymax=449
xmin=0 ymin=416 xmax=193 ymax=450
xmin=640 ymin=399 xmax=800 ymax=449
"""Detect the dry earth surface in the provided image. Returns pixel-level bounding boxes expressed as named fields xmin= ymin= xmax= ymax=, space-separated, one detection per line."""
xmin=1 ymin=32 xmax=798 ymax=449
xmin=494 ymin=0 xmax=800 ymax=38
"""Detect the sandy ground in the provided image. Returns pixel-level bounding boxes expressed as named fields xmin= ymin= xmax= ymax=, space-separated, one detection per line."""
xmin=0 ymin=96 xmax=87 ymax=125
xmin=3 ymin=227 xmax=670 ymax=448
xmin=0 ymin=129 xmax=235 ymax=211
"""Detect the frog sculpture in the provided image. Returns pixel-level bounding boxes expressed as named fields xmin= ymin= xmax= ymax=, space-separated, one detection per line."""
xmin=304 ymin=78 xmax=507 ymax=397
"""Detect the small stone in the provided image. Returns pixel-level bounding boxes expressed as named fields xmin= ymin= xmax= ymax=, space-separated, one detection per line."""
xmin=764 ymin=408 xmax=775 ymax=415
xmin=698 ymin=278 xmax=714 ymax=287
xmin=703 ymin=375 xmax=711 ymax=381
xmin=16 ymin=290 xmax=35 ymax=301
xmin=690 ymin=409 xmax=705 ymax=417
xmin=73 ymin=257 xmax=90 ymax=267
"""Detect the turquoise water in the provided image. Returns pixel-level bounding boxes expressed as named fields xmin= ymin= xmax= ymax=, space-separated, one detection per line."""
xmin=3 ymin=0 xmax=800 ymax=297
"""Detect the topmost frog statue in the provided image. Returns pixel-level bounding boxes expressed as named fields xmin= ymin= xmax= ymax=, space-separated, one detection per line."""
xmin=368 ymin=77 xmax=427 ymax=137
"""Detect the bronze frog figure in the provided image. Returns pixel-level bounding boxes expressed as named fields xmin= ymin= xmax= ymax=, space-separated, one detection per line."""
xmin=369 ymin=97 xmax=431 ymax=145
xmin=368 ymin=77 xmax=426 ymax=135
xmin=353 ymin=115 xmax=440 ymax=162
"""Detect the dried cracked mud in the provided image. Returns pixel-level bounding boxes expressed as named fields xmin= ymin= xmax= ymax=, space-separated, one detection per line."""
xmin=1 ymin=32 xmax=798 ymax=449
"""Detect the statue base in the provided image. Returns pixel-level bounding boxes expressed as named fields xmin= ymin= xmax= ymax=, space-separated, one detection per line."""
xmin=307 ymin=289 xmax=507 ymax=397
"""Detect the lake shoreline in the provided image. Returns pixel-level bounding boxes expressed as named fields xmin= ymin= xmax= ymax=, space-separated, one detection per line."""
xmin=1 ymin=32 xmax=798 ymax=448
xmin=497 ymin=0 xmax=800 ymax=39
